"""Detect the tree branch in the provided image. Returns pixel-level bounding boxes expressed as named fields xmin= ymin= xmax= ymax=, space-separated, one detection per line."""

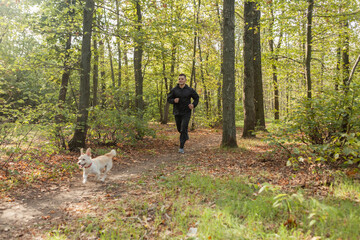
xmin=347 ymin=54 xmax=360 ymax=86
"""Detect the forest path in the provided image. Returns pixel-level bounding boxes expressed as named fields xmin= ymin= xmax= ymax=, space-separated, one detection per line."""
xmin=0 ymin=125 xmax=222 ymax=239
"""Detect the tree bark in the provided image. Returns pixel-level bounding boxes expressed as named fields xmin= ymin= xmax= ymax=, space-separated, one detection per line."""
xmin=68 ymin=0 xmax=94 ymax=151
xmin=92 ymin=37 xmax=98 ymax=107
xmin=305 ymin=0 xmax=313 ymax=99
xmin=161 ymin=42 xmax=176 ymax=124
xmin=160 ymin=52 xmax=167 ymax=123
xmin=335 ymin=46 xmax=341 ymax=91
xmin=115 ymin=0 xmax=121 ymax=88
xmin=242 ymin=1 xmax=256 ymax=138
xmin=198 ymin=36 xmax=209 ymax=118
xmin=253 ymin=4 xmax=265 ymax=129
xmin=342 ymin=21 xmax=350 ymax=90
xmin=215 ymin=0 xmax=222 ymax=120
xmin=221 ymin=0 xmax=237 ymax=147
xmin=268 ymin=6 xmax=281 ymax=120
xmin=134 ymin=0 xmax=144 ymax=113
xmin=107 ymin=38 xmax=115 ymax=88
xmin=99 ymin=39 xmax=106 ymax=108
xmin=56 ymin=33 xmax=72 ymax=149
xmin=190 ymin=0 xmax=199 ymax=88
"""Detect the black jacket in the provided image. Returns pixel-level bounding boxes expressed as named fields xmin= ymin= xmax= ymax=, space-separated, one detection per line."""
xmin=167 ymin=84 xmax=199 ymax=115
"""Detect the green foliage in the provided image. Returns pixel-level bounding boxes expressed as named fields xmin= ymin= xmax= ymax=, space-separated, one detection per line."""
xmin=87 ymin=107 xmax=156 ymax=146
xmin=267 ymin=86 xmax=360 ymax=165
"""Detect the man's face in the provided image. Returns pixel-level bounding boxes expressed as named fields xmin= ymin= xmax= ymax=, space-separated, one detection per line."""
xmin=178 ymin=76 xmax=186 ymax=85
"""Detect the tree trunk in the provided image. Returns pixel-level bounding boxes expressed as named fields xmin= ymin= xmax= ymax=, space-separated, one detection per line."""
xmin=162 ymin=42 xmax=176 ymax=124
xmin=92 ymin=37 xmax=98 ymax=107
xmin=56 ymin=33 xmax=72 ymax=149
xmin=335 ymin=46 xmax=341 ymax=91
xmin=342 ymin=21 xmax=350 ymax=90
xmin=215 ymin=0 xmax=223 ymax=120
xmin=134 ymin=0 xmax=144 ymax=113
xmin=253 ymin=4 xmax=265 ymax=129
xmin=340 ymin=19 xmax=354 ymax=133
xmin=242 ymin=1 xmax=256 ymax=138
xmin=115 ymin=0 xmax=121 ymax=88
xmin=107 ymin=38 xmax=115 ymax=88
xmin=158 ymin=80 xmax=164 ymax=122
xmin=221 ymin=0 xmax=237 ymax=147
xmin=160 ymin=53 xmax=167 ymax=123
xmin=268 ymin=6 xmax=280 ymax=120
xmin=124 ymin=49 xmax=130 ymax=110
xmin=189 ymin=0 xmax=201 ymax=131
xmin=99 ymin=39 xmax=106 ymax=108
xmin=190 ymin=0 xmax=199 ymax=88
xmin=68 ymin=0 xmax=94 ymax=151
xmin=190 ymin=34 xmax=197 ymax=89
xmin=305 ymin=0 xmax=313 ymax=99
xmin=198 ymin=36 xmax=209 ymax=118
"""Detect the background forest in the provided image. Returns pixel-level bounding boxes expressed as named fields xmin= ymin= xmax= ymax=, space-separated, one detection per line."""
xmin=2 ymin=0 xmax=360 ymax=239
xmin=1 ymin=0 xmax=360 ymax=177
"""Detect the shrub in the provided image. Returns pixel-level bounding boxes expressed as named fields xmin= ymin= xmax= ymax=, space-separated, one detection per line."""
xmin=267 ymin=87 xmax=360 ymax=165
xmin=87 ymin=107 xmax=156 ymax=146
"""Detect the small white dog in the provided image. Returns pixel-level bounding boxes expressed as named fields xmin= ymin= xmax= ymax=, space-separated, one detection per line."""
xmin=77 ymin=148 xmax=116 ymax=184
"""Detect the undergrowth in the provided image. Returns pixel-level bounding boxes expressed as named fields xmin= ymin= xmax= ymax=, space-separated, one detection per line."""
xmin=48 ymin=170 xmax=360 ymax=240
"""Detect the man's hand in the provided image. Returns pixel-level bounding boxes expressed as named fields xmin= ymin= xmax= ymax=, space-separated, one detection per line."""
xmin=188 ymin=103 xmax=194 ymax=109
xmin=174 ymin=98 xmax=179 ymax=103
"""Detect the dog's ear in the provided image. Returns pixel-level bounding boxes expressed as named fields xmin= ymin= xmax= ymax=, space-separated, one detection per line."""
xmin=86 ymin=148 xmax=91 ymax=157
xmin=80 ymin=148 xmax=84 ymax=155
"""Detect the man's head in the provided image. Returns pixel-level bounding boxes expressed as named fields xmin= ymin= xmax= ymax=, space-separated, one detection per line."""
xmin=178 ymin=74 xmax=186 ymax=87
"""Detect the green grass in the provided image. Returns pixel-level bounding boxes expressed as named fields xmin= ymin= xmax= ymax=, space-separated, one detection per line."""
xmin=48 ymin=171 xmax=360 ymax=240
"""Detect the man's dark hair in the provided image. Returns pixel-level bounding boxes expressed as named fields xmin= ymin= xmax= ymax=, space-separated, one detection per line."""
xmin=179 ymin=73 xmax=186 ymax=79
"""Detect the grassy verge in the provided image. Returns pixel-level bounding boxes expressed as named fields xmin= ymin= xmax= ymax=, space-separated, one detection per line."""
xmin=48 ymin=168 xmax=360 ymax=240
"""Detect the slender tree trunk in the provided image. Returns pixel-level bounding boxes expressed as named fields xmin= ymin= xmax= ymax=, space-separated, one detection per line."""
xmin=242 ymin=1 xmax=256 ymax=138
xmin=161 ymin=42 xmax=176 ymax=124
xmin=134 ymin=0 xmax=144 ymax=113
xmin=269 ymin=6 xmax=280 ymax=120
xmin=56 ymin=33 xmax=72 ymax=149
xmin=340 ymin=20 xmax=352 ymax=133
xmin=215 ymin=0 xmax=222 ymax=120
xmin=92 ymin=37 xmax=98 ymax=106
xmin=198 ymin=36 xmax=209 ymax=118
xmin=190 ymin=0 xmax=199 ymax=88
xmin=335 ymin=46 xmax=341 ymax=91
xmin=190 ymin=0 xmax=201 ymax=130
xmin=106 ymin=38 xmax=115 ymax=88
xmin=55 ymin=0 xmax=76 ymax=149
xmin=190 ymin=35 xmax=197 ymax=89
xmin=58 ymin=37 xmax=72 ymax=105
xmin=115 ymin=0 xmax=121 ymax=88
xmin=99 ymin=39 xmax=106 ymax=108
xmin=253 ymin=4 xmax=265 ymax=129
xmin=124 ymin=49 xmax=130 ymax=109
xmin=221 ymin=0 xmax=237 ymax=147
xmin=342 ymin=21 xmax=350 ymax=90
xmin=92 ymin=10 xmax=98 ymax=107
xmin=158 ymin=80 xmax=163 ymax=122
xmin=68 ymin=0 xmax=94 ymax=151
xmin=160 ymin=52 xmax=167 ymax=124
xmin=305 ymin=0 xmax=313 ymax=99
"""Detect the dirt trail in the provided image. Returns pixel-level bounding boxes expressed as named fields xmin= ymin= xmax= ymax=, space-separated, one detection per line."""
xmin=0 ymin=129 xmax=221 ymax=239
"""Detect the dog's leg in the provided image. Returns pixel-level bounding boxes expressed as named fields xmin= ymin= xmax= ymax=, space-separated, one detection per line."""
xmin=95 ymin=169 xmax=101 ymax=181
xmin=83 ymin=171 xmax=88 ymax=184
xmin=100 ymin=162 xmax=113 ymax=182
